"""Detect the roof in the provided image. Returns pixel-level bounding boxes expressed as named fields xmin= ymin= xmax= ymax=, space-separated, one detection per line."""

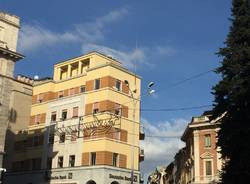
xmin=54 ymin=51 xmax=122 ymax=66
xmin=181 ymin=112 xmax=225 ymax=141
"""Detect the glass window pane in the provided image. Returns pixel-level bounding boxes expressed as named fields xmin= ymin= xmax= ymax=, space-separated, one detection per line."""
xmin=206 ymin=161 xmax=212 ymax=175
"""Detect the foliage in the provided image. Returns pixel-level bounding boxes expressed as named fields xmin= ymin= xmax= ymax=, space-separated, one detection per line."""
xmin=212 ymin=0 xmax=250 ymax=183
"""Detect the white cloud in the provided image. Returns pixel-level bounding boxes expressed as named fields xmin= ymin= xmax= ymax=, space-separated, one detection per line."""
xmin=19 ymin=24 xmax=79 ymax=52
xmin=18 ymin=7 xmax=175 ymax=70
xmin=81 ymin=43 xmax=147 ymax=69
xmin=18 ymin=7 xmax=128 ymax=52
xmin=140 ymin=118 xmax=187 ymax=181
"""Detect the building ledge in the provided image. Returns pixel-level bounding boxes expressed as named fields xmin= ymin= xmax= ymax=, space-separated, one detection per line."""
xmin=0 ymin=47 xmax=24 ymax=61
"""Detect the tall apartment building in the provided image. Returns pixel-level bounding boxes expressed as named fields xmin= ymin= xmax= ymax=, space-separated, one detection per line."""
xmin=5 ymin=52 xmax=145 ymax=184
xmin=164 ymin=112 xmax=224 ymax=184
xmin=0 ymin=12 xmax=24 ymax=171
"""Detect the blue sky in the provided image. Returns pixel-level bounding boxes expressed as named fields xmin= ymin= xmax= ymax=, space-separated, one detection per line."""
xmin=2 ymin=0 xmax=232 ymax=179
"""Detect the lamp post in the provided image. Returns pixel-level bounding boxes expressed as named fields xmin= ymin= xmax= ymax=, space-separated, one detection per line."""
xmin=124 ymin=80 xmax=155 ymax=184
xmin=0 ymin=168 xmax=6 ymax=184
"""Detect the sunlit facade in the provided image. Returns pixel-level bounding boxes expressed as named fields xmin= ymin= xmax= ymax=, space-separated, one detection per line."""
xmin=5 ymin=52 xmax=144 ymax=184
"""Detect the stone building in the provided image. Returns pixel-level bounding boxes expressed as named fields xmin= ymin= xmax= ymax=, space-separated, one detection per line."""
xmin=4 ymin=75 xmax=33 ymax=171
xmin=0 ymin=12 xmax=24 ymax=172
xmin=164 ymin=112 xmax=225 ymax=184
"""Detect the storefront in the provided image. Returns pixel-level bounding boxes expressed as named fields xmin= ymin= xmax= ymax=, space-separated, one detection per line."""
xmin=4 ymin=165 xmax=141 ymax=184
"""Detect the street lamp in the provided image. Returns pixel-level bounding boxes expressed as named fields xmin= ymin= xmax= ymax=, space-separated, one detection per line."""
xmin=124 ymin=80 xmax=155 ymax=184
xmin=0 ymin=168 xmax=6 ymax=184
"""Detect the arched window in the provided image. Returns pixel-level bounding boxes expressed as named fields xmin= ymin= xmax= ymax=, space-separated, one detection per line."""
xmin=111 ymin=181 xmax=119 ymax=184
xmin=86 ymin=180 xmax=96 ymax=184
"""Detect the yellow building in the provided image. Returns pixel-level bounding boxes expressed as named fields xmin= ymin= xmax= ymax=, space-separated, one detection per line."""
xmin=6 ymin=52 xmax=144 ymax=184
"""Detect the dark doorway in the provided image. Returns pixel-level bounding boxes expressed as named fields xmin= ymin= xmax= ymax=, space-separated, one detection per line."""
xmin=86 ymin=180 xmax=96 ymax=184
xmin=111 ymin=181 xmax=119 ymax=184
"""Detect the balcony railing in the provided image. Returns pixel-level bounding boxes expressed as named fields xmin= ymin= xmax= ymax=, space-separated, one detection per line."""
xmin=139 ymin=148 xmax=144 ymax=162
xmin=139 ymin=125 xmax=145 ymax=140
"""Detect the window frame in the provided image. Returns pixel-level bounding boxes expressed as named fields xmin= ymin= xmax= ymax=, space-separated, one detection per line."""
xmin=31 ymin=158 xmax=41 ymax=170
xmin=51 ymin=111 xmax=57 ymax=122
xmin=69 ymin=88 xmax=75 ymax=96
xmin=80 ymin=85 xmax=86 ymax=93
xmin=58 ymin=91 xmax=64 ymax=98
xmin=93 ymin=102 xmax=100 ymax=114
xmin=69 ymin=155 xmax=75 ymax=167
xmin=115 ymin=80 xmax=121 ymax=91
xmin=47 ymin=157 xmax=52 ymax=169
xmin=204 ymin=160 xmax=213 ymax=176
xmin=33 ymin=135 xmax=40 ymax=146
xmin=37 ymin=93 xmax=44 ymax=103
xmin=204 ymin=134 xmax=211 ymax=148
xmin=59 ymin=132 xmax=66 ymax=143
xmin=90 ymin=152 xmax=96 ymax=165
xmin=71 ymin=130 xmax=77 ymax=141
xmin=57 ymin=156 xmax=64 ymax=168
xmin=112 ymin=153 xmax=119 ymax=167
xmin=35 ymin=114 xmax=41 ymax=124
xmin=114 ymin=103 xmax=121 ymax=115
xmin=61 ymin=109 xmax=67 ymax=121
xmin=72 ymin=106 xmax=79 ymax=118
xmin=94 ymin=78 xmax=101 ymax=90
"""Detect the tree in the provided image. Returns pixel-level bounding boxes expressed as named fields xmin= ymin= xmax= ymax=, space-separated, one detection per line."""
xmin=212 ymin=0 xmax=250 ymax=183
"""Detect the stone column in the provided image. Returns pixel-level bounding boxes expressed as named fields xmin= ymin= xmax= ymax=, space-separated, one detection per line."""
xmin=57 ymin=67 xmax=62 ymax=80
xmin=193 ymin=130 xmax=200 ymax=183
xmin=78 ymin=61 xmax=82 ymax=75
xmin=67 ymin=64 xmax=72 ymax=78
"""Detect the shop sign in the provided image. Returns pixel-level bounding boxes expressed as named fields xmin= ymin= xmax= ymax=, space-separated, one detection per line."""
xmin=109 ymin=174 xmax=137 ymax=182
xmin=45 ymin=172 xmax=73 ymax=180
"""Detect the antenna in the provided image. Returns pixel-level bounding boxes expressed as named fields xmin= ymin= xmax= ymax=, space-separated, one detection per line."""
xmin=134 ymin=40 xmax=138 ymax=90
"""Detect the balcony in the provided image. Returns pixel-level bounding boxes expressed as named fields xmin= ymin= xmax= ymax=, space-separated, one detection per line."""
xmin=139 ymin=149 xmax=144 ymax=162
xmin=139 ymin=125 xmax=145 ymax=140
xmin=140 ymin=173 xmax=144 ymax=184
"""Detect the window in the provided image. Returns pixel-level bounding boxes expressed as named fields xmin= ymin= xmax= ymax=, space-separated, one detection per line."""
xmin=80 ymin=85 xmax=85 ymax=93
xmin=61 ymin=109 xmax=67 ymax=120
xmin=37 ymin=94 xmax=44 ymax=103
xmin=69 ymin=88 xmax=75 ymax=95
xmin=59 ymin=132 xmax=66 ymax=143
xmin=69 ymin=155 xmax=75 ymax=167
xmin=71 ymin=131 xmax=77 ymax=141
xmin=57 ymin=156 xmax=63 ymax=168
xmin=205 ymin=161 xmax=212 ymax=176
xmin=204 ymin=134 xmax=211 ymax=147
xmin=51 ymin=111 xmax=57 ymax=122
xmin=114 ymin=103 xmax=121 ymax=115
xmin=112 ymin=153 xmax=118 ymax=167
xmin=48 ymin=133 xmax=54 ymax=144
xmin=113 ymin=128 xmax=120 ymax=140
xmin=72 ymin=107 xmax=79 ymax=117
xmin=68 ymin=172 xmax=73 ymax=179
xmin=33 ymin=135 xmax=40 ymax=146
xmin=94 ymin=79 xmax=100 ymax=90
xmin=58 ymin=91 xmax=64 ymax=98
xmin=115 ymin=80 xmax=121 ymax=91
xmin=31 ymin=158 xmax=41 ymax=170
xmin=93 ymin=102 xmax=100 ymax=114
xmin=90 ymin=152 xmax=96 ymax=165
xmin=47 ymin=157 xmax=52 ymax=169
xmin=35 ymin=114 xmax=41 ymax=124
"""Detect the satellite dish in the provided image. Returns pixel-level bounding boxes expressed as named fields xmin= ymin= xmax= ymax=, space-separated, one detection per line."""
xmin=34 ymin=75 xmax=39 ymax=80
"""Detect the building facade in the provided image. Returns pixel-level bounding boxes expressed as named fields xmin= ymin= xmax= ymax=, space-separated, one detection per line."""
xmin=5 ymin=52 xmax=144 ymax=184
xmin=3 ymin=75 xmax=33 ymax=171
xmin=0 ymin=12 xmax=24 ymax=173
xmin=164 ymin=112 xmax=224 ymax=184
